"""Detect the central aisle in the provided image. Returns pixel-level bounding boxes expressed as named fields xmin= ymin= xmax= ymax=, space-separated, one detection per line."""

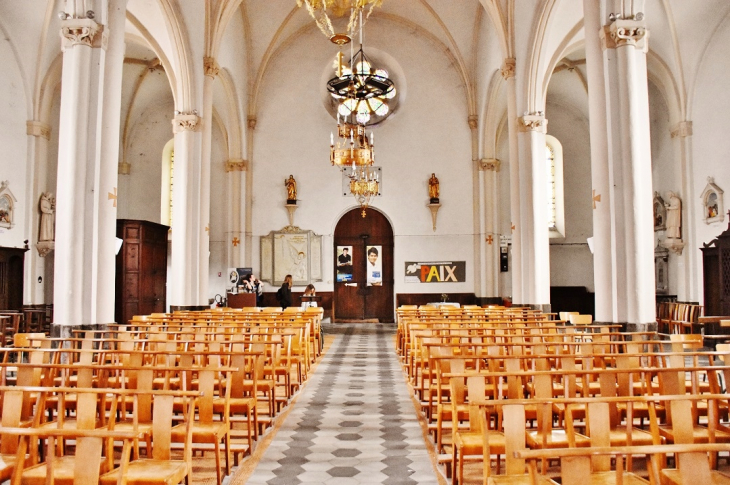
xmin=239 ymin=322 xmax=440 ymax=484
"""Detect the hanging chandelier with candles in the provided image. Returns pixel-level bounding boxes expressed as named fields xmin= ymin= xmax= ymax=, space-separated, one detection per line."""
xmin=330 ymin=118 xmax=379 ymax=217
xmin=296 ymin=0 xmax=383 ymax=44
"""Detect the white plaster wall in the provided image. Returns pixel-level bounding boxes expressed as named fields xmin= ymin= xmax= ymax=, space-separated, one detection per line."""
xmin=0 ymin=37 xmax=28 ymax=249
xmin=250 ymin=25 xmax=474 ymax=295
xmin=690 ymin=15 xmax=730 ymax=303
xmin=117 ymin=98 xmax=173 ymax=222
xmin=208 ymin=122 xmax=230 ymax=300
xmin=545 ymin=98 xmax=594 ymax=291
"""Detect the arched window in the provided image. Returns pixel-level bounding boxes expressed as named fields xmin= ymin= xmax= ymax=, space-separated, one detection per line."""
xmin=545 ymin=135 xmax=565 ymax=238
xmin=160 ymin=138 xmax=174 ymax=228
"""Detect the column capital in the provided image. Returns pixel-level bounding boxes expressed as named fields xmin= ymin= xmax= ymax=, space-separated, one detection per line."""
xmin=670 ymin=121 xmax=693 ymax=138
xmin=172 ymin=113 xmax=201 ymax=134
xmin=518 ymin=113 xmax=547 ymax=133
xmin=204 ymin=57 xmax=220 ymax=78
xmin=26 ymin=120 xmax=51 ymax=140
xmin=479 ymin=158 xmax=501 ymax=172
xmin=603 ymin=19 xmax=648 ymax=51
xmin=468 ymin=115 xmax=478 ymax=130
xmin=248 ymin=117 xmax=257 ymax=130
xmin=118 ymin=161 xmax=131 ymax=175
xmin=60 ymin=18 xmax=102 ymax=49
xmin=224 ymin=159 xmax=248 ymax=172
xmin=501 ymin=58 xmax=516 ymax=79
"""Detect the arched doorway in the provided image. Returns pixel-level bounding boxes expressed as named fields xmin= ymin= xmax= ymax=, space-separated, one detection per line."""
xmin=333 ymin=208 xmax=394 ymax=322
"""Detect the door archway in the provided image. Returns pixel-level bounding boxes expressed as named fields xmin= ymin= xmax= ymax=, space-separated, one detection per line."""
xmin=333 ymin=208 xmax=394 ymax=322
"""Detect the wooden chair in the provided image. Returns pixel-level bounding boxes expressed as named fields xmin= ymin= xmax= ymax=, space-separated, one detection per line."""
xmin=171 ymin=368 xmax=231 ymax=485
xmin=215 ymin=347 xmax=258 ymax=461
xmin=0 ymin=390 xmax=32 ymax=481
xmin=451 ymin=375 xmax=506 ymax=485
xmin=482 ymin=403 xmax=556 ymax=484
xmin=99 ymin=393 xmax=194 ymax=485
xmin=575 ymin=401 xmax=650 ymax=484
xmin=657 ymin=399 xmax=730 ymax=485
xmin=20 ymin=388 xmax=119 ymax=484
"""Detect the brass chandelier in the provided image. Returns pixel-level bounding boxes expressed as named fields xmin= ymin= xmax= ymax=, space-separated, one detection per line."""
xmin=296 ymin=0 xmax=383 ymax=44
xmin=326 ymin=8 xmax=392 ymax=217
xmin=330 ymin=120 xmax=379 ymax=217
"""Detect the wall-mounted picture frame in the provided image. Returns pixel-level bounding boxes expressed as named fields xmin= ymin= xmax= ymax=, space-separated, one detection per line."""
xmin=0 ymin=181 xmax=17 ymax=229
xmin=260 ymin=226 xmax=322 ymax=287
xmin=653 ymin=192 xmax=666 ymax=232
xmin=700 ymin=177 xmax=724 ymax=225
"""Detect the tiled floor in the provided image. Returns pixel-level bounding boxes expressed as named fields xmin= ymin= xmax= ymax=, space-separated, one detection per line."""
xmin=241 ymin=321 xmax=440 ymax=484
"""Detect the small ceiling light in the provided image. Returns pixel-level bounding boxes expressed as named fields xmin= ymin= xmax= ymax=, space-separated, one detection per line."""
xmin=58 ymin=11 xmax=68 ymax=20
xmin=86 ymin=10 xmax=95 ymax=19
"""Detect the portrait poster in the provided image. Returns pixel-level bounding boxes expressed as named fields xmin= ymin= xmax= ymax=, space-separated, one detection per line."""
xmin=366 ymin=245 xmax=382 ymax=286
xmin=336 ymin=246 xmax=353 ymax=282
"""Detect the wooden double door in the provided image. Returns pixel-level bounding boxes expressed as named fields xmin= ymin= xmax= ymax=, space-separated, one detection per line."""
xmin=334 ymin=208 xmax=394 ymax=323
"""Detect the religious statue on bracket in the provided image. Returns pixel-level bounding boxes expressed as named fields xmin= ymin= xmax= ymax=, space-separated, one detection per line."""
xmin=37 ymin=192 xmax=55 ymax=257
xmin=428 ymin=173 xmax=440 ymax=204
xmin=427 ymin=173 xmax=441 ymax=232
xmin=285 ymin=175 xmax=297 ymax=204
xmin=660 ymin=190 xmax=685 ymax=255
xmin=700 ymin=176 xmax=724 ymax=225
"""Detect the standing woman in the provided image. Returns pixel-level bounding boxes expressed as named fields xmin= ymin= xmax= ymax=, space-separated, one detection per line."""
xmin=278 ymin=274 xmax=293 ymax=309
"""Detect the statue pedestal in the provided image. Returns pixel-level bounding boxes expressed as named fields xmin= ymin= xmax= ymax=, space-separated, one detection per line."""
xmin=428 ymin=203 xmax=441 ymax=232
xmin=285 ymin=203 xmax=298 ymax=226
xmin=36 ymin=241 xmax=54 ymax=257
xmin=660 ymin=238 xmax=685 ymax=256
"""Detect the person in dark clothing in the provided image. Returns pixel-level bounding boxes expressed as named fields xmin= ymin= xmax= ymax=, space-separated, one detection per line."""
xmin=277 ymin=274 xmax=293 ymax=309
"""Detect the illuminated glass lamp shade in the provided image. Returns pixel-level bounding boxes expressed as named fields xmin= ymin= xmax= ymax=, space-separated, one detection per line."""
xmin=327 ymin=53 xmax=398 ymax=126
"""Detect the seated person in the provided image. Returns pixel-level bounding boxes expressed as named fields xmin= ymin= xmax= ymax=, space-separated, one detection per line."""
xmin=301 ymin=284 xmax=317 ymax=308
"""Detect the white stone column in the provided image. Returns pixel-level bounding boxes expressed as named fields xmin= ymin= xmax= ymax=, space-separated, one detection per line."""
xmin=480 ymin=158 xmax=501 ymax=299
xmin=602 ymin=14 xmax=656 ymax=328
xmin=469 ymin=115 xmax=483 ymax=299
xmin=25 ymin=121 xmax=52 ymax=305
xmin=225 ymin=159 xmax=246 ymax=269
xmin=502 ymin=58 xmax=523 ymax=304
xmin=94 ymin=0 xmax=127 ymax=324
xmin=169 ymin=113 xmax=204 ymax=307
xmin=53 ymin=12 xmax=102 ymax=327
xmin=583 ymin=0 xmax=617 ymax=323
xmin=516 ymin=114 xmax=550 ymax=307
xmin=244 ymin=117 xmax=256 ymax=265
xmin=670 ymin=121 xmax=696 ymax=301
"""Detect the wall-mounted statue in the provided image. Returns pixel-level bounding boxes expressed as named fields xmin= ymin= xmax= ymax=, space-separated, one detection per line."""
xmin=665 ymin=191 xmax=682 ymax=239
xmin=36 ymin=192 xmax=55 ymax=257
xmin=428 ymin=173 xmax=439 ymax=203
xmin=39 ymin=192 xmax=55 ymax=242
xmin=285 ymin=175 xmax=297 ymax=204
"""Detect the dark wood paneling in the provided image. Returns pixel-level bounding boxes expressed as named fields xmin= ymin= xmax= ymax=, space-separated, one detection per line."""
xmin=116 ymin=220 xmax=168 ymax=325
xmin=396 ymin=293 xmax=477 ymax=307
xmin=702 ymin=222 xmax=730 ymax=317
xmin=0 ymin=247 xmax=27 ymax=311
xmin=334 ymin=208 xmax=394 ymax=322
xmin=549 ymin=286 xmax=595 ymax=319
xmin=260 ymin=291 xmax=333 ymax=319
xmin=227 ymin=292 xmax=256 ymax=308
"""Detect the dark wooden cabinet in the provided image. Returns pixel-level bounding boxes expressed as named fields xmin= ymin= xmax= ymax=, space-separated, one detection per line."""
xmin=0 ymin=246 xmax=27 ymax=310
xmin=701 ymin=221 xmax=730 ymax=316
xmin=115 ymin=220 xmax=168 ymax=325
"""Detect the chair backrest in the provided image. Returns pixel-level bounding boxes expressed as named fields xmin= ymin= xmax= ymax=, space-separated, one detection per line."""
xmin=559 ymin=311 xmax=579 ymax=322
xmin=569 ymin=314 xmax=593 ymax=325
xmin=501 ymin=404 xmax=527 ymax=475
xmin=669 ymin=333 xmax=703 ymax=350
